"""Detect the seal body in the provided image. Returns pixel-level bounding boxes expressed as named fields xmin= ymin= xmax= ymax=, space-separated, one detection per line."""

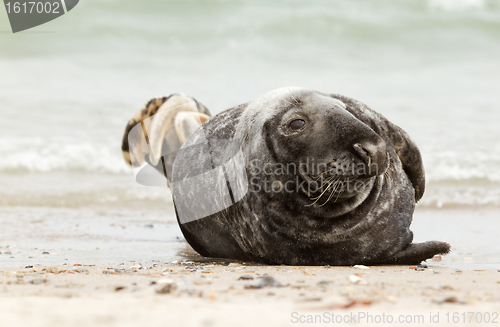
xmin=166 ymin=88 xmax=449 ymax=265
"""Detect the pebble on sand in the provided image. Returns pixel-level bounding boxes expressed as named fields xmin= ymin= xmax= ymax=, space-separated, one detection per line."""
xmin=348 ymin=275 xmax=367 ymax=285
xmin=245 ymin=276 xmax=284 ymax=289
xmin=156 ymin=283 xmax=177 ymax=294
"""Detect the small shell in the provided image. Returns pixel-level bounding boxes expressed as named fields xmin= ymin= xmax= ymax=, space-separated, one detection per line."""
xmin=348 ymin=275 xmax=367 ymax=285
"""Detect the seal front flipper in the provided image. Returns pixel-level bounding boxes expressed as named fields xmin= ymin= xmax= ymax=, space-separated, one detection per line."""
xmin=385 ymin=123 xmax=426 ymax=202
xmin=389 ymin=241 xmax=451 ymax=264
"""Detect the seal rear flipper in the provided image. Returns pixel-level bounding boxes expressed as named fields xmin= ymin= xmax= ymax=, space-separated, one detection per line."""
xmin=121 ymin=94 xmax=211 ymax=184
xmin=389 ymin=241 xmax=451 ymax=265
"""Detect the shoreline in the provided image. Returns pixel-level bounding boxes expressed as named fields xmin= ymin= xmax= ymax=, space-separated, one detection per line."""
xmin=1 ymin=205 xmax=499 ymax=270
xmin=1 ymin=206 xmax=499 ymax=326
xmin=1 ymin=262 xmax=499 ymax=327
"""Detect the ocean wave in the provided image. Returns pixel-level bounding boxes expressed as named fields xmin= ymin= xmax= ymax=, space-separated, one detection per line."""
xmin=427 ymin=0 xmax=486 ymax=12
xmin=424 ymin=151 xmax=500 ymax=183
xmin=2 ymin=139 xmax=500 ymax=186
xmin=1 ymin=183 xmax=498 ymax=209
xmin=419 ymin=185 xmax=500 ymax=208
xmin=0 ymin=172 xmax=172 ymax=208
xmin=0 ymin=138 xmax=129 ymax=174
xmin=0 ymin=169 xmax=498 ymax=208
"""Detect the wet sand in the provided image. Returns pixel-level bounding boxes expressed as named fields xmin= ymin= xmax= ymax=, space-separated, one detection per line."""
xmin=1 ymin=263 xmax=499 ymax=327
xmin=1 ymin=206 xmax=499 ymax=326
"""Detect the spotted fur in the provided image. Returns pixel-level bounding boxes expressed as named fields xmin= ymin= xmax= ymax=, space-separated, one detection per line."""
xmin=121 ymin=93 xmax=211 ymax=171
xmin=171 ymin=88 xmax=450 ymax=265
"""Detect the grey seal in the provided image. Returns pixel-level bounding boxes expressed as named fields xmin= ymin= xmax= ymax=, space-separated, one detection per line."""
xmin=123 ymin=88 xmax=450 ymax=265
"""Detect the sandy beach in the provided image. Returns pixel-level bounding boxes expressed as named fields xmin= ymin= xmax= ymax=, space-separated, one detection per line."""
xmin=1 ymin=261 xmax=499 ymax=327
xmin=1 ymin=206 xmax=499 ymax=326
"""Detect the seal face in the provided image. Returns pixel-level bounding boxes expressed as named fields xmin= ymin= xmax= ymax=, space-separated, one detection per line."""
xmin=123 ymin=88 xmax=450 ymax=265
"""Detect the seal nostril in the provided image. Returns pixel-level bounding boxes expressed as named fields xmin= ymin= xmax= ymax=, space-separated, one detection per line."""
xmin=353 ymin=143 xmax=370 ymax=162
xmin=353 ymin=139 xmax=387 ymax=176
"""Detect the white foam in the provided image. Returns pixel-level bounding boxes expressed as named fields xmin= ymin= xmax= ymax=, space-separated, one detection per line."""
xmin=428 ymin=0 xmax=485 ymax=12
xmin=0 ymin=138 xmax=129 ymax=174
xmin=424 ymin=151 xmax=500 ymax=183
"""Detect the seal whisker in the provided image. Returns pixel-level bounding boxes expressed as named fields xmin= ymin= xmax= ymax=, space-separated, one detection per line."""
xmin=326 ymin=181 xmax=342 ymax=204
xmin=314 ymin=167 xmax=341 ymax=181
xmin=281 ymin=98 xmax=296 ymax=106
xmin=288 ymin=87 xmax=300 ymax=105
xmin=389 ymin=158 xmax=395 ymax=172
xmin=334 ymin=178 xmax=351 ymax=203
xmin=333 ymin=177 xmax=358 ymax=204
xmin=384 ymin=159 xmax=394 ymax=183
xmin=319 ymin=174 xmax=337 ymax=187
xmin=311 ymin=174 xmax=336 ymax=193
xmin=324 ymin=175 xmax=342 ymax=190
xmin=306 ymin=176 xmax=342 ymax=206
xmin=320 ymin=178 xmax=343 ymax=203
xmin=383 ymin=170 xmax=392 ymax=183
xmin=308 ymin=184 xmax=333 ymax=202
xmin=320 ymin=180 xmax=344 ymax=206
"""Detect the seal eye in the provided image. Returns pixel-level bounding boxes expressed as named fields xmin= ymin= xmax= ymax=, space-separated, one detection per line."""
xmin=288 ymin=119 xmax=306 ymax=131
